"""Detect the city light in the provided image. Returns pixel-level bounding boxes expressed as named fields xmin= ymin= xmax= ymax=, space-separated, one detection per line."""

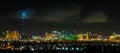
xmin=71 ymin=47 xmax=74 ymax=50
xmin=0 ymin=30 xmax=119 ymax=52
xmin=62 ymin=47 xmax=65 ymax=50
xmin=22 ymin=11 xmax=27 ymax=19
xmin=0 ymin=0 xmax=119 ymax=53
xmin=76 ymin=47 xmax=79 ymax=51
xmin=65 ymin=47 xmax=68 ymax=50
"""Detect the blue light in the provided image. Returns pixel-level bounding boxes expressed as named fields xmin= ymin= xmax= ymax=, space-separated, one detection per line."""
xmin=111 ymin=44 xmax=114 ymax=46
xmin=22 ymin=12 xmax=26 ymax=17
xmin=62 ymin=47 xmax=65 ymax=50
xmin=18 ymin=9 xmax=34 ymax=20
xmin=76 ymin=48 xmax=79 ymax=51
xmin=71 ymin=47 xmax=74 ymax=50
xmin=22 ymin=11 xmax=27 ymax=19
xmin=65 ymin=47 xmax=68 ymax=50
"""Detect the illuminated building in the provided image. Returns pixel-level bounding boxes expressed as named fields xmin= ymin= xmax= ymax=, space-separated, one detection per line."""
xmin=53 ymin=35 xmax=60 ymax=40
xmin=58 ymin=32 xmax=63 ymax=40
xmin=114 ymin=34 xmax=120 ymax=40
xmin=62 ymin=31 xmax=65 ymax=38
xmin=97 ymin=35 xmax=102 ymax=40
xmin=77 ymin=32 xmax=89 ymax=41
xmin=87 ymin=32 xmax=92 ymax=39
xmin=91 ymin=33 xmax=98 ymax=39
xmin=46 ymin=33 xmax=54 ymax=41
xmin=66 ymin=34 xmax=76 ymax=40
xmin=77 ymin=34 xmax=83 ymax=40
xmin=52 ymin=31 xmax=63 ymax=41
xmin=2 ymin=32 xmax=5 ymax=37
xmin=32 ymin=36 xmax=41 ymax=40
xmin=86 ymin=32 xmax=89 ymax=40
xmin=65 ymin=31 xmax=70 ymax=36
xmin=109 ymin=33 xmax=120 ymax=40
xmin=40 ymin=35 xmax=46 ymax=41
xmin=73 ymin=31 xmax=77 ymax=35
xmin=45 ymin=32 xmax=48 ymax=36
xmin=6 ymin=31 xmax=19 ymax=39
xmin=52 ymin=31 xmax=58 ymax=36
xmin=113 ymin=32 xmax=116 ymax=35
xmin=6 ymin=42 xmax=14 ymax=50
xmin=42 ymin=35 xmax=46 ymax=38
xmin=110 ymin=35 xmax=115 ymax=40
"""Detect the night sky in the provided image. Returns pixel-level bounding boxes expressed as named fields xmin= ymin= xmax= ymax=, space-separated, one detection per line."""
xmin=0 ymin=0 xmax=120 ymax=34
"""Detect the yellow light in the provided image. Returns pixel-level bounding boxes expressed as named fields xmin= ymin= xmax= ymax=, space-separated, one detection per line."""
xmin=110 ymin=35 xmax=115 ymax=40
xmin=5 ymin=31 xmax=19 ymax=39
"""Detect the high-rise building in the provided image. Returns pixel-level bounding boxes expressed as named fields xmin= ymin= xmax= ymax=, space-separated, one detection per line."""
xmin=45 ymin=32 xmax=48 ymax=36
xmin=6 ymin=31 xmax=19 ymax=39
xmin=32 ymin=35 xmax=41 ymax=40
xmin=73 ymin=31 xmax=77 ymax=35
xmin=52 ymin=31 xmax=58 ymax=36
xmin=110 ymin=35 xmax=115 ymax=40
xmin=65 ymin=31 xmax=70 ymax=36
xmin=77 ymin=32 xmax=89 ymax=41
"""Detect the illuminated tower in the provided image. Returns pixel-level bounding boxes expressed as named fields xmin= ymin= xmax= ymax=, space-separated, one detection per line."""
xmin=45 ymin=32 xmax=48 ymax=36
xmin=18 ymin=9 xmax=35 ymax=35
xmin=62 ymin=31 xmax=65 ymax=39
xmin=20 ymin=10 xmax=28 ymax=35
xmin=21 ymin=11 xmax=26 ymax=35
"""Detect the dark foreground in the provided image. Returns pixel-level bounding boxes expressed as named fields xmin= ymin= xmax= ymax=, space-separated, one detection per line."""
xmin=0 ymin=49 xmax=120 ymax=53
xmin=0 ymin=41 xmax=120 ymax=53
xmin=0 ymin=46 xmax=120 ymax=53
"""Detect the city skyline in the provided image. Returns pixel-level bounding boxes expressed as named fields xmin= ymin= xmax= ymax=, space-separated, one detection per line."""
xmin=0 ymin=0 xmax=120 ymax=52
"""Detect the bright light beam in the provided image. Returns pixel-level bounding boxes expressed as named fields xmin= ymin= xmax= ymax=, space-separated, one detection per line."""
xmin=22 ymin=11 xmax=27 ymax=19
xmin=21 ymin=11 xmax=27 ymax=35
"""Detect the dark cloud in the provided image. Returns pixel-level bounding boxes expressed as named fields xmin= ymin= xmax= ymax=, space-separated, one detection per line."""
xmin=0 ymin=8 xmax=36 ymax=20
xmin=0 ymin=0 xmax=120 ymax=23
xmin=33 ymin=3 xmax=82 ymax=22
xmin=82 ymin=11 xmax=107 ymax=23
xmin=0 ymin=6 xmax=118 ymax=24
